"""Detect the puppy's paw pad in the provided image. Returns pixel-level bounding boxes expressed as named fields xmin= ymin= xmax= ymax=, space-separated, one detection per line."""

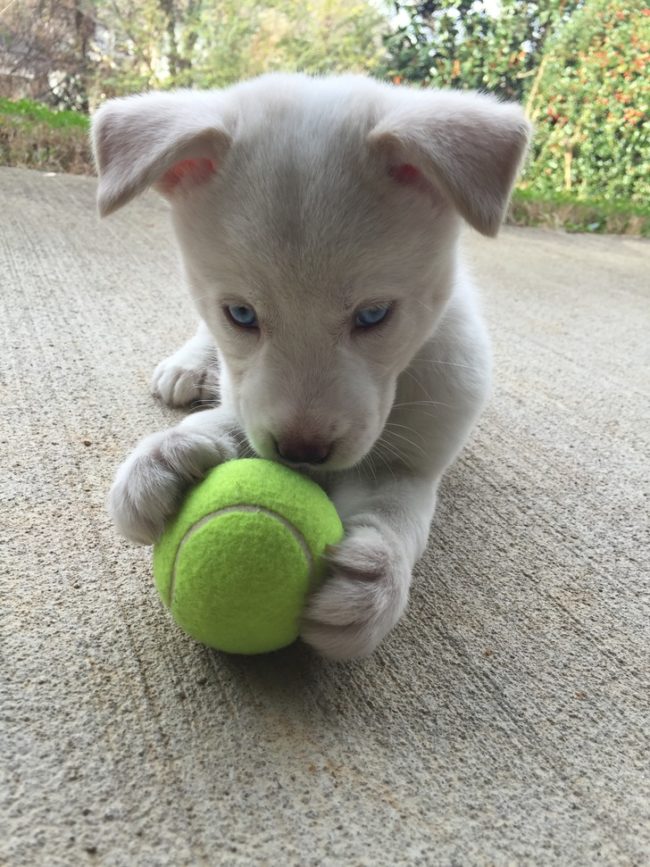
xmin=301 ymin=525 xmax=409 ymax=660
xmin=152 ymin=357 xmax=219 ymax=408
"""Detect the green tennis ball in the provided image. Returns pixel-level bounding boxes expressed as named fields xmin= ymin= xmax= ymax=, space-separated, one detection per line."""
xmin=152 ymin=458 xmax=343 ymax=655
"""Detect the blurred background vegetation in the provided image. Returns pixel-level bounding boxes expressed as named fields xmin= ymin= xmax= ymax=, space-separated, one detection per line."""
xmin=1 ymin=0 xmax=648 ymax=234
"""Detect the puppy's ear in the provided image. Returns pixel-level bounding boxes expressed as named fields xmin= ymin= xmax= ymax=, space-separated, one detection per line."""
xmin=91 ymin=91 xmax=232 ymax=217
xmin=368 ymin=90 xmax=531 ymax=236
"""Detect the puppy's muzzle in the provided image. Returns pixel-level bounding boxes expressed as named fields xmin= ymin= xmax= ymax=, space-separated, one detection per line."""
xmin=274 ymin=435 xmax=332 ymax=466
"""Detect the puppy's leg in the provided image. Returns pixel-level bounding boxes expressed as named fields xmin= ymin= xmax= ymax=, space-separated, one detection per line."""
xmin=107 ymin=407 xmax=240 ymax=545
xmin=301 ymin=473 xmax=438 ymax=660
xmin=152 ymin=320 xmax=219 ymax=408
xmin=302 ymin=303 xmax=490 ymax=660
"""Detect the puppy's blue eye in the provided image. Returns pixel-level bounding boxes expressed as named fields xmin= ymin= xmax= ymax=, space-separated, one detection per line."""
xmin=226 ymin=304 xmax=258 ymax=328
xmin=355 ymin=304 xmax=391 ymax=329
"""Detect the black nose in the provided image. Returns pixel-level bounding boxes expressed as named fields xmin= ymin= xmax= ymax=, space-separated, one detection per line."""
xmin=274 ymin=437 xmax=331 ymax=465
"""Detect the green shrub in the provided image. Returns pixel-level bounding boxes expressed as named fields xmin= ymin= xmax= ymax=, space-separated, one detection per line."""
xmin=524 ymin=0 xmax=649 ymax=205
xmin=379 ymin=1 xmax=581 ymax=101
xmin=509 ymin=189 xmax=650 ymax=236
xmin=0 ymin=99 xmax=92 ymax=174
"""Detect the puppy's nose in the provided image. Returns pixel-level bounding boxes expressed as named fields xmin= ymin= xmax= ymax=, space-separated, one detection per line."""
xmin=274 ymin=436 xmax=331 ymax=465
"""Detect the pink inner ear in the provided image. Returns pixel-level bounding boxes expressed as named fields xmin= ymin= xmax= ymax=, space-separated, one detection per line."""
xmin=159 ymin=157 xmax=216 ymax=194
xmin=388 ymin=163 xmax=421 ymax=185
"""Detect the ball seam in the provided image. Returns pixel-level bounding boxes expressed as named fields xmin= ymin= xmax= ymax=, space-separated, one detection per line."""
xmin=168 ymin=505 xmax=315 ymax=608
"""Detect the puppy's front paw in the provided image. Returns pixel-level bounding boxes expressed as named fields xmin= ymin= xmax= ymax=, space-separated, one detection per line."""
xmin=152 ymin=354 xmax=219 ymax=408
xmin=301 ymin=525 xmax=410 ymax=660
xmin=107 ymin=428 xmax=236 ymax=545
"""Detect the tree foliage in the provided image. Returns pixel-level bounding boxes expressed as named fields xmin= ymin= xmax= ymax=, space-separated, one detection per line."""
xmin=0 ymin=0 xmax=384 ymax=106
xmin=189 ymin=0 xmax=384 ymax=88
xmin=379 ymin=0 xmax=581 ymax=101
xmin=0 ymin=0 xmax=96 ymax=110
xmin=525 ymin=0 xmax=649 ymax=204
xmin=380 ymin=0 xmax=648 ymax=203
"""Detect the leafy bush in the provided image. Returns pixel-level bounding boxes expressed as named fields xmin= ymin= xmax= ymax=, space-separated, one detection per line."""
xmin=509 ymin=189 xmax=650 ymax=236
xmin=42 ymin=0 xmax=385 ymax=101
xmin=0 ymin=98 xmax=92 ymax=174
xmin=524 ymin=0 xmax=649 ymax=204
xmin=381 ymin=0 xmax=648 ymax=214
xmin=181 ymin=0 xmax=385 ymax=88
xmin=380 ymin=0 xmax=580 ymax=101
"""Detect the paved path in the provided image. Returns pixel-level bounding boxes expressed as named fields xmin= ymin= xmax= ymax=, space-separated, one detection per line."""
xmin=2 ymin=167 xmax=649 ymax=865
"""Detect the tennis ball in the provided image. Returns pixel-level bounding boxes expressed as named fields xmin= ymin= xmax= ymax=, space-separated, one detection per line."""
xmin=152 ymin=458 xmax=343 ymax=654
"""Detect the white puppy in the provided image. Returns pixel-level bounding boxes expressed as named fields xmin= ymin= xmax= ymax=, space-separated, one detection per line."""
xmin=93 ymin=73 xmax=530 ymax=660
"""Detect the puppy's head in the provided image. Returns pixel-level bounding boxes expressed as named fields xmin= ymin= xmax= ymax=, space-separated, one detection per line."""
xmin=93 ymin=74 xmax=530 ymax=470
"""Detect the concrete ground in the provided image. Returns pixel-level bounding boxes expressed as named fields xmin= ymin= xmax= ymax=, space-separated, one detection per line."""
xmin=1 ymin=166 xmax=648 ymax=866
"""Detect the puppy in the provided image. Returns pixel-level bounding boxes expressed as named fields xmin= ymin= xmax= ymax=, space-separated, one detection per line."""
xmin=92 ymin=73 xmax=530 ymax=660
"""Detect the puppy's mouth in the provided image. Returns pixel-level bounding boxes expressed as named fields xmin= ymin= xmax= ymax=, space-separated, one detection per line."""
xmin=245 ymin=431 xmax=369 ymax=474
xmin=253 ymin=442 xmax=339 ymax=472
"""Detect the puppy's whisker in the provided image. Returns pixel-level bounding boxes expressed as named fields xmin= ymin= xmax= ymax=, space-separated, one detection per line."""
xmin=377 ymin=443 xmax=402 ymax=481
xmin=392 ymin=399 xmax=454 ymax=411
xmin=384 ymin=420 xmax=428 ymax=444
xmin=372 ymin=445 xmax=398 ymax=482
xmin=381 ymin=428 xmax=428 ymax=459
xmin=235 ymin=439 xmax=256 ymax=458
xmin=414 ymin=358 xmax=483 ymax=372
xmin=413 ymin=297 xmax=439 ymax=315
xmin=368 ymin=449 xmax=377 ymax=482
xmin=374 ymin=437 xmax=408 ymax=467
xmin=400 ymin=367 xmax=441 ymax=406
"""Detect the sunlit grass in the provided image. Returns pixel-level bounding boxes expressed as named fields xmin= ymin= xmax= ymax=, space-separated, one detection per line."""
xmin=0 ymin=98 xmax=89 ymax=129
xmin=0 ymin=98 xmax=92 ymax=174
xmin=509 ymin=189 xmax=650 ymax=237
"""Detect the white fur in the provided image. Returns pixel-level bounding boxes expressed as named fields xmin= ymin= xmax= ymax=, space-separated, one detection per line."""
xmin=93 ymin=73 xmax=530 ymax=660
